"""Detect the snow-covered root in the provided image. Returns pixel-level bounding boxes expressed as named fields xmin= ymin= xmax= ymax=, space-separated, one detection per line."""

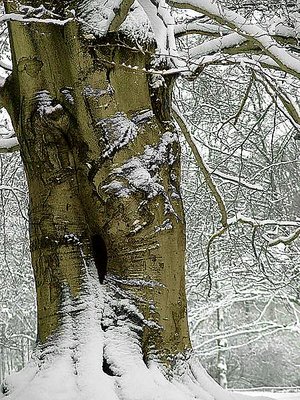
xmin=0 ymin=274 xmax=117 ymax=400
xmin=0 ymin=276 xmax=273 ymax=400
xmin=103 ymin=324 xmax=274 ymax=400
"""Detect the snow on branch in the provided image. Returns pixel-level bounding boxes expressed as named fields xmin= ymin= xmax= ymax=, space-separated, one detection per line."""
xmin=174 ymin=21 xmax=229 ymax=37
xmin=210 ymin=169 xmax=264 ymax=192
xmin=78 ymin=0 xmax=141 ymax=36
xmin=194 ymin=295 xmax=300 ymax=355
xmin=108 ymin=0 xmax=136 ymax=32
xmin=0 ymin=5 xmax=73 ymax=26
xmin=175 ymin=15 xmax=300 ymax=39
xmin=196 ymin=53 xmax=282 ymax=73
xmin=189 ymin=32 xmax=247 ymax=61
xmin=191 ymin=137 xmax=264 ymax=192
xmin=0 ymin=136 xmax=19 ymax=153
xmin=137 ymin=0 xmax=178 ymax=60
xmin=224 ymin=213 xmax=300 ymax=248
xmin=169 ymin=0 xmax=300 ymax=78
xmin=227 ymin=213 xmax=300 ymax=229
xmin=194 ymin=320 xmax=290 ymax=351
xmin=205 ymin=212 xmax=300 ymax=293
xmin=195 ymin=324 xmax=292 ymax=356
xmin=266 ymin=228 xmax=300 ymax=247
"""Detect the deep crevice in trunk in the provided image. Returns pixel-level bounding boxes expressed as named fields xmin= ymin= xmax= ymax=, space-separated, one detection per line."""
xmin=91 ymin=234 xmax=108 ymax=284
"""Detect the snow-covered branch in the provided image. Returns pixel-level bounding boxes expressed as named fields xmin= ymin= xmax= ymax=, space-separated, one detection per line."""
xmin=194 ymin=321 xmax=290 ymax=351
xmin=253 ymin=71 xmax=300 ymax=128
xmin=0 ymin=136 xmax=19 ymax=153
xmin=0 ymin=5 xmax=73 ymax=26
xmin=175 ymin=17 xmax=299 ymax=40
xmin=266 ymin=228 xmax=300 ymax=247
xmin=137 ymin=0 xmax=178 ymax=58
xmin=175 ymin=21 xmax=229 ymax=37
xmin=210 ymin=169 xmax=264 ymax=192
xmin=195 ymin=325 xmax=291 ymax=356
xmin=169 ymin=0 xmax=300 ymax=78
xmin=227 ymin=213 xmax=300 ymax=229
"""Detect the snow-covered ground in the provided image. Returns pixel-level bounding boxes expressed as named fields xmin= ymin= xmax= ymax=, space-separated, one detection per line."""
xmin=236 ymin=392 xmax=300 ymax=399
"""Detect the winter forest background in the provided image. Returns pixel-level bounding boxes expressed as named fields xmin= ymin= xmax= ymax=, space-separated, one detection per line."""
xmin=1 ymin=0 xmax=300 ymax=393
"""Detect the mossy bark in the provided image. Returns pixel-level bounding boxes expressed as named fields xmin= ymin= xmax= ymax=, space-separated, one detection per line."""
xmin=4 ymin=1 xmax=191 ymax=365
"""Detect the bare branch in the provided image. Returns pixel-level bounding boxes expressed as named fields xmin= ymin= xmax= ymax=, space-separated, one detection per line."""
xmin=254 ymin=70 xmax=300 ymax=128
xmin=172 ymin=104 xmax=228 ymax=227
xmin=267 ymin=228 xmax=300 ymax=247
xmin=108 ymin=0 xmax=135 ymax=32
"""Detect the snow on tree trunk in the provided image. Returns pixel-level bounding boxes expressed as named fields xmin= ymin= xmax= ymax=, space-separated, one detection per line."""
xmin=0 ymin=1 xmax=273 ymax=400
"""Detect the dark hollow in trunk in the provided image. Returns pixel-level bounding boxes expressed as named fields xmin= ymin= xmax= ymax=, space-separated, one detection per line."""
xmin=91 ymin=234 xmax=108 ymax=284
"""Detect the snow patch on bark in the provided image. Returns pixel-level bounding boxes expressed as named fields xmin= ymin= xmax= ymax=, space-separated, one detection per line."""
xmin=83 ymin=85 xmax=114 ymax=98
xmin=60 ymin=87 xmax=74 ymax=105
xmin=102 ymin=131 xmax=180 ymax=215
xmin=97 ymin=112 xmax=139 ymax=158
xmin=107 ymin=274 xmax=164 ymax=288
xmin=35 ymin=90 xmax=63 ymax=117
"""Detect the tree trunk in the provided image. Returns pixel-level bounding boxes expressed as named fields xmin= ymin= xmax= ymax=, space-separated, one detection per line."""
xmin=1 ymin=2 xmax=272 ymax=400
xmin=217 ymin=307 xmax=228 ymax=389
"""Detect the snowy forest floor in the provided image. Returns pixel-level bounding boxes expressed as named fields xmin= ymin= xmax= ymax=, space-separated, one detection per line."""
xmin=235 ymin=392 xmax=300 ymax=399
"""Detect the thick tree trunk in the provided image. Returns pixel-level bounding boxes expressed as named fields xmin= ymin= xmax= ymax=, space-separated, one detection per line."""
xmin=5 ymin=1 xmax=190 ymax=355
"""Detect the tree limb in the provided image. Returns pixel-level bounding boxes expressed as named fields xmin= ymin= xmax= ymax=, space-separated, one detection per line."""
xmin=175 ymin=21 xmax=229 ymax=37
xmin=266 ymin=228 xmax=300 ymax=247
xmin=172 ymin=104 xmax=228 ymax=227
xmin=254 ymin=70 xmax=300 ymax=128
xmin=108 ymin=0 xmax=135 ymax=32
